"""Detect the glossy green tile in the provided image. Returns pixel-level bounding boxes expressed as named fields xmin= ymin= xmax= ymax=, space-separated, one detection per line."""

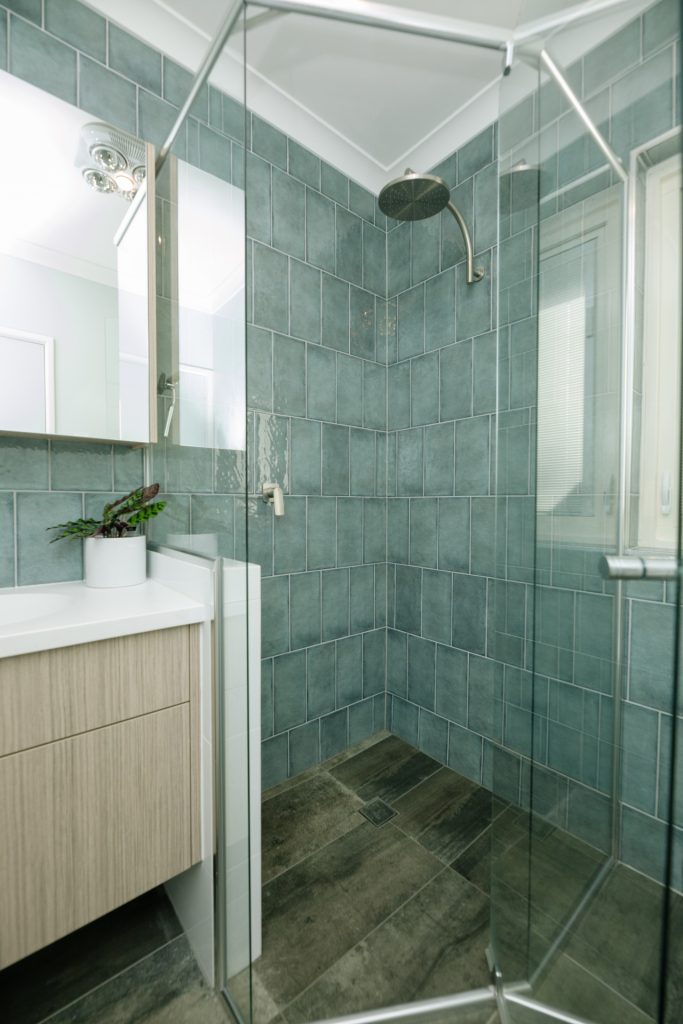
xmin=583 ymin=20 xmax=641 ymax=96
xmin=208 ymin=86 xmax=222 ymax=129
xmin=4 ymin=0 xmax=40 ymax=24
xmin=247 ymin=325 xmax=272 ymax=412
xmin=337 ymin=497 xmax=363 ymax=567
xmin=0 ymin=12 xmax=6 ymax=70
xmin=273 ymin=650 xmax=307 ymax=732
xmin=436 ymin=497 xmax=469 ymax=575
xmin=291 ymin=418 xmax=321 ymax=495
xmin=458 ymin=126 xmax=495 ymax=182
xmin=388 ymin=362 xmax=411 ymax=430
xmin=410 ymin=498 xmax=437 ymax=568
xmin=424 ymin=424 xmax=454 ymax=496
xmin=350 ymin=564 xmax=374 ymax=633
xmin=350 ymin=429 xmax=375 ymax=496
xmin=398 ymin=284 xmax=425 ymax=361
xmin=411 ymin=352 xmax=439 ymax=426
xmin=363 ymin=628 xmax=386 ymax=697
xmin=388 ymin=223 xmax=411 ymax=297
xmin=630 ymin=599 xmax=676 ymax=711
xmin=322 ymin=424 xmax=350 ymax=496
xmin=566 ymin=783 xmax=610 ymax=853
xmin=419 ymin=709 xmax=449 ymax=763
xmin=349 ymin=181 xmax=375 ymax=223
xmin=289 ymin=720 xmax=320 ymax=776
xmin=253 ymin=244 xmax=288 ymax=332
xmin=17 ymin=491 xmax=83 ymax=585
xmin=262 ymin=733 xmax=288 ymax=790
xmin=307 ymin=189 xmax=336 ymax=274
xmin=349 ymin=698 xmax=375 ymax=744
xmin=78 ymin=56 xmax=136 ymax=135
xmin=422 ymin=570 xmax=452 ymax=646
xmin=246 ymin=153 xmax=271 ymax=244
xmin=322 ymin=568 xmax=349 ymax=641
xmin=361 ymin=363 xmax=384 ymax=431
xmin=290 ymin=571 xmax=321 ymax=650
xmin=407 ymin=635 xmax=435 ymax=709
xmin=272 ymin=168 xmax=305 ymax=259
xmin=387 ymin=499 xmax=409 ymax=563
xmin=558 ymin=90 xmax=610 ymax=187
xmin=222 ymin=93 xmax=245 ymax=143
xmin=395 ymin=563 xmax=421 ymax=634
xmin=337 ymin=633 xmax=363 ymax=704
xmin=435 ymin=644 xmax=468 ymax=725
xmin=337 ymin=355 xmax=363 ymax=427
xmin=386 ymin=628 xmax=407 ymax=697
xmin=425 ymin=269 xmax=455 ymax=351
xmin=455 ymin=416 xmax=490 ymax=495
xmin=447 ymin=723 xmax=482 ymax=783
xmin=643 ymin=0 xmax=678 ymax=56
xmin=164 ymin=441 xmax=213 ymax=493
xmin=290 ymin=260 xmax=322 ymax=343
xmin=472 ymin=331 xmax=497 ymax=415
xmin=391 ymin=696 xmax=419 ymax=746
xmin=336 ymin=207 xmax=363 ymax=286
xmin=214 ymin=448 xmax=247 ymax=494
xmin=499 ymin=95 xmax=534 ymax=152
xmin=468 ymin=656 xmax=503 ymax=741
xmin=470 ymin=497 xmax=496 ymax=577
xmin=45 ymin=0 xmax=105 ymax=61
xmin=322 ymin=274 xmax=350 ymax=352
xmin=452 ymin=573 xmax=486 ymax=654
xmin=50 ymin=442 xmax=113 ymax=491
xmin=411 ymin=215 xmax=440 ymax=286
xmin=611 ymin=49 xmax=674 ymax=163
xmin=108 ymin=24 xmax=161 ymax=94
xmin=363 ymin=498 xmax=385 ymax=563
xmin=377 ymin=296 xmax=397 ymax=365
xmin=621 ymin=702 xmax=659 ymax=815
xmin=252 ymin=115 xmax=287 ymax=169
xmin=307 ymin=342 xmax=337 ymax=424
xmin=199 ymin=123 xmax=230 ymax=181
xmin=138 ymin=89 xmax=184 ymax=154
xmin=307 ymin=497 xmax=336 ymax=570
xmin=0 ymin=437 xmax=48 ymax=489
xmin=321 ymin=162 xmax=348 ymax=205
xmin=363 ymin=221 xmax=387 ymax=297
xmin=254 ymin=412 xmax=290 ymax=495
xmin=274 ymin=496 xmax=306 ymax=574
xmin=396 ymin=428 xmax=423 ymax=496
xmin=0 ymin=493 xmax=14 ymax=586
xmin=350 ymin=287 xmax=375 ymax=361
xmin=273 ymin=336 xmax=306 ymax=417
xmin=473 ymin=162 xmax=498 ymax=254
xmin=288 ymin=140 xmax=320 ymax=189
xmin=441 ymin=177 xmax=472 ymax=270
xmin=308 ymin=641 xmax=336 ymax=718
xmin=163 ymin=58 xmax=208 ymax=121
xmin=321 ymin=708 xmax=348 ymax=760
xmin=10 ymin=14 xmax=76 ymax=103
xmin=243 ymin=496 xmax=273 ymax=574
xmin=456 ymin=252 xmax=492 ymax=340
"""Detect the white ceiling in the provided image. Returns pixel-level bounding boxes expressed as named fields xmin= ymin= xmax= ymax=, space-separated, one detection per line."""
xmin=85 ymin=0 xmax=650 ymax=191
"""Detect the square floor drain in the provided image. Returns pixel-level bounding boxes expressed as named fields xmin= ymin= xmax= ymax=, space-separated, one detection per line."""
xmin=359 ymin=797 xmax=397 ymax=827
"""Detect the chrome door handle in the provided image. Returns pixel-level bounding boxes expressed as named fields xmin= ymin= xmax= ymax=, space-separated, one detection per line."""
xmin=600 ymin=554 xmax=679 ymax=580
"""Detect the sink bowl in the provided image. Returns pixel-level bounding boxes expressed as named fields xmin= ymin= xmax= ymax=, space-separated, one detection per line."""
xmin=0 ymin=593 xmax=68 ymax=627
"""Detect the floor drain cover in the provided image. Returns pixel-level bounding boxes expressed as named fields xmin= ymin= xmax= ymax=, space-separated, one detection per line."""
xmin=359 ymin=797 xmax=397 ymax=827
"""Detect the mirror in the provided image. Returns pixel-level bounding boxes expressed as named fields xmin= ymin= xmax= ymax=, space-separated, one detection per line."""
xmin=0 ymin=70 xmax=155 ymax=444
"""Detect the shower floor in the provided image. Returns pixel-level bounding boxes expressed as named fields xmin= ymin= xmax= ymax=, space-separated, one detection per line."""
xmin=241 ymin=733 xmax=499 ymax=1024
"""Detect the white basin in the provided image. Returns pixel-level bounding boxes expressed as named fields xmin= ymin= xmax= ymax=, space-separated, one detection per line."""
xmin=0 ymin=592 xmax=69 ymax=626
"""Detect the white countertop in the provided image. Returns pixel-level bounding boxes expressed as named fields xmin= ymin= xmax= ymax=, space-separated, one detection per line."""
xmin=0 ymin=579 xmax=213 ymax=658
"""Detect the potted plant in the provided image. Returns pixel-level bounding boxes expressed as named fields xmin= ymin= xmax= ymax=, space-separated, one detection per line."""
xmin=48 ymin=484 xmax=167 ymax=588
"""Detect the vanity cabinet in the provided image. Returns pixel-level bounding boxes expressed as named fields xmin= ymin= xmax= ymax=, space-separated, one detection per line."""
xmin=0 ymin=625 xmax=201 ymax=969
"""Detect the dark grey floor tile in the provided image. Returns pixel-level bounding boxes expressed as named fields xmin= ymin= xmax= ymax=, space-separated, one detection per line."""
xmin=45 ymin=935 xmax=226 ymax=1024
xmin=535 ymin=954 xmax=653 ymax=1024
xmin=262 ymin=773 xmax=364 ymax=882
xmin=258 ymin=822 xmax=442 ymax=1006
xmin=393 ymin=767 xmax=493 ymax=864
xmin=451 ymin=807 xmax=528 ymax=895
xmin=283 ymin=869 xmax=491 ymax=1023
xmin=564 ymin=865 xmax=667 ymax=1019
xmin=228 ymin=965 xmax=281 ymax=1024
xmin=0 ymin=889 xmax=182 ymax=1024
xmin=331 ymin=735 xmax=441 ymax=804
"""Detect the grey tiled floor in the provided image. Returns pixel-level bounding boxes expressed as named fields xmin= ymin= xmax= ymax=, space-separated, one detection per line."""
xmin=236 ymin=733 xmax=499 ymax=1024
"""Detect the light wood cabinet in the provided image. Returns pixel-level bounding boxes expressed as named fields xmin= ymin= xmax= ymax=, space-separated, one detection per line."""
xmin=0 ymin=625 xmax=201 ymax=969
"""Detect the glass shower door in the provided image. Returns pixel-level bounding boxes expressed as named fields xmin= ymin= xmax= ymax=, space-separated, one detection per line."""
xmin=491 ymin=1 xmax=682 ymax=1021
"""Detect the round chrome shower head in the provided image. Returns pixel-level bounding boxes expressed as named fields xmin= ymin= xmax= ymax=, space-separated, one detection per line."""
xmin=378 ymin=169 xmax=450 ymax=222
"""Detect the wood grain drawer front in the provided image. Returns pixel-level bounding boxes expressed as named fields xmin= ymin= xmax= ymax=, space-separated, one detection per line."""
xmin=0 ymin=705 xmax=193 ymax=969
xmin=0 ymin=625 xmax=197 ymax=757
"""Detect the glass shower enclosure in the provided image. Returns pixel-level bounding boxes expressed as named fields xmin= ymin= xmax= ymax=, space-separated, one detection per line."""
xmin=148 ymin=1 xmax=683 ymax=1023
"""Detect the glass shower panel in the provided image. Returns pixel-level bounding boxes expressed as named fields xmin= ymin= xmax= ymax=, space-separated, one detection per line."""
xmin=493 ymin=1 xmax=682 ymax=1021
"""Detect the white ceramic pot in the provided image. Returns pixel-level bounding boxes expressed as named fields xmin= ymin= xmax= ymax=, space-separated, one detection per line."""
xmin=84 ymin=535 xmax=147 ymax=588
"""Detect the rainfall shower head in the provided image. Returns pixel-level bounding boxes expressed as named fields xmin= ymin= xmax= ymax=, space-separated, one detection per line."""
xmin=378 ymin=169 xmax=450 ymax=222
xmin=379 ymin=167 xmax=484 ymax=284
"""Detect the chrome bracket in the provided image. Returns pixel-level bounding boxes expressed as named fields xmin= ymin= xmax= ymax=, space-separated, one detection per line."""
xmin=503 ymin=39 xmax=514 ymax=75
xmin=600 ymin=554 xmax=679 ymax=581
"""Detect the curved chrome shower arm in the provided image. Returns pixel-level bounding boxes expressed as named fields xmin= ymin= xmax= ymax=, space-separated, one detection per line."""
xmin=446 ymin=202 xmax=485 ymax=284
